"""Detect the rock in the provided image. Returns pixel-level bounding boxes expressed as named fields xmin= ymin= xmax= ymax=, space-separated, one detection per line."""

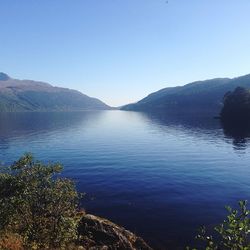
xmin=78 ymin=214 xmax=153 ymax=250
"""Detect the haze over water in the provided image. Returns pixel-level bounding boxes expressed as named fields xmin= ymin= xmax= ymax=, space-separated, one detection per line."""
xmin=1 ymin=110 xmax=250 ymax=249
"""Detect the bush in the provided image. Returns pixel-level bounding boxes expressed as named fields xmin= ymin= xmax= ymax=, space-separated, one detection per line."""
xmin=188 ymin=200 xmax=250 ymax=250
xmin=0 ymin=154 xmax=81 ymax=249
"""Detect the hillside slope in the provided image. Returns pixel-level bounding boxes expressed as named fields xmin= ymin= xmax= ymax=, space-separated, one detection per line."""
xmin=121 ymin=74 xmax=250 ymax=116
xmin=0 ymin=73 xmax=110 ymax=111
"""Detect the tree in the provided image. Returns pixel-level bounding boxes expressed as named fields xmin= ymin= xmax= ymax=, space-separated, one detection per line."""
xmin=220 ymin=87 xmax=250 ymax=123
xmin=0 ymin=153 xmax=81 ymax=249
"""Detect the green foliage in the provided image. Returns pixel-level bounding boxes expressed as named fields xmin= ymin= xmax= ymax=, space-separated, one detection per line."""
xmin=221 ymin=87 xmax=250 ymax=122
xmin=189 ymin=200 xmax=250 ymax=250
xmin=122 ymin=74 xmax=250 ymax=115
xmin=0 ymin=153 xmax=81 ymax=249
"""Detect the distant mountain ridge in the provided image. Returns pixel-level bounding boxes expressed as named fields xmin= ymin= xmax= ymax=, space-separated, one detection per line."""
xmin=121 ymin=74 xmax=250 ymax=116
xmin=0 ymin=73 xmax=110 ymax=111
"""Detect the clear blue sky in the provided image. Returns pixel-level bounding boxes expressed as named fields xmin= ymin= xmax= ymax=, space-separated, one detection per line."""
xmin=0 ymin=0 xmax=250 ymax=106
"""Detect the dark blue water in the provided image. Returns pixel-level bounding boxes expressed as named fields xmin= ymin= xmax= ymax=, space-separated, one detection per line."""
xmin=1 ymin=110 xmax=250 ymax=249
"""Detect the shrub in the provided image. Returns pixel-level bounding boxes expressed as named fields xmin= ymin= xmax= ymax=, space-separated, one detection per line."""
xmin=0 ymin=153 xmax=81 ymax=249
xmin=188 ymin=200 xmax=250 ymax=250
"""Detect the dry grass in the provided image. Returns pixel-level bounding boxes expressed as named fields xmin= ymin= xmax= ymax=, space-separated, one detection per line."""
xmin=0 ymin=233 xmax=23 ymax=250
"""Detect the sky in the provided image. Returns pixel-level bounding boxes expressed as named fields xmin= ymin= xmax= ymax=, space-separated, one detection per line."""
xmin=0 ymin=0 xmax=250 ymax=106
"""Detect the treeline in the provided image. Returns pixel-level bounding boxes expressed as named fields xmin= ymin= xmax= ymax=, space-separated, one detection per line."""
xmin=221 ymin=87 xmax=250 ymax=123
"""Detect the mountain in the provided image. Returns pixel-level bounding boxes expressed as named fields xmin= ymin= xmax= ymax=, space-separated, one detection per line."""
xmin=121 ymin=74 xmax=250 ymax=116
xmin=0 ymin=73 xmax=111 ymax=111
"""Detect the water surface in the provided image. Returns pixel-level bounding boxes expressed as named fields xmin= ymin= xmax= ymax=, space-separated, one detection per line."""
xmin=1 ymin=110 xmax=250 ymax=249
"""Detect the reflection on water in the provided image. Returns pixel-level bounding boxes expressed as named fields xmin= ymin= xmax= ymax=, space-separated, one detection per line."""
xmin=0 ymin=111 xmax=104 ymax=139
xmin=0 ymin=111 xmax=104 ymax=151
xmin=0 ymin=111 xmax=250 ymax=249
xmin=1 ymin=111 xmax=250 ymax=152
xmin=222 ymin=120 xmax=250 ymax=151
xmin=142 ymin=112 xmax=222 ymax=136
xmin=143 ymin=111 xmax=250 ymax=152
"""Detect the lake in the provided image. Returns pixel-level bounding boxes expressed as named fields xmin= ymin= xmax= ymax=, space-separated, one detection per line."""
xmin=1 ymin=110 xmax=250 ymax=249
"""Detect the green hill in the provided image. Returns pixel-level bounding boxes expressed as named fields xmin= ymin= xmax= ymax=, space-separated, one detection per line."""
xmin=0 ymin=73 xmax=111 ymax=111
xmin=121 ymin=74 xmax=250 ymax=116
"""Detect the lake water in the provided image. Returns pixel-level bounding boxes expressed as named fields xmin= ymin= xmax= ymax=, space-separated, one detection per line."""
xmin=1 ymin=110 xmax=250 ymax=249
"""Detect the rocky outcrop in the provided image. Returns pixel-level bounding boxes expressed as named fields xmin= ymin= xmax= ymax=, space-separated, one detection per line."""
xmin=78 ymin=214 xmax=153 ymax=250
